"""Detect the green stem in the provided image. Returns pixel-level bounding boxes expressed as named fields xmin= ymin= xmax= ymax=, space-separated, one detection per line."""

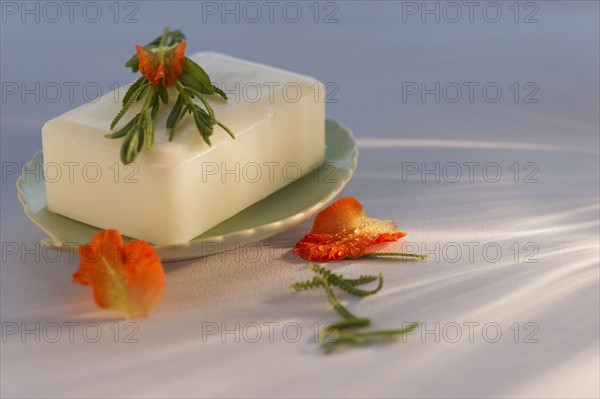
xmin=142 ymin=85 xmax=158 ymax=111
xmin=157 ymin=27 xmax=169 ymax=65
xmin=360 ymin=252 xmax=427 ymax=260
xmin=361 ymin=322 xmax=419 ymax=338
xmin=195 ymin=95 xmax=215 ymax=118
xmin=175 ymin=83 xmax=193 ymax=105
xmin=217 ymin=121 xmax=236 ymax=140
xmin=320 ymin=277 xmax=360 ymax=321
xmin=159 ymin=27 xmax=169 ymax=47
xmin=345 ymin=275 xmax=379 ymax=286
xmin=321 ymin=322 xmax=419 ymax=352
xmin=184 ymin=87 xmax=214 ymax=115
xmin=325 ymin=318 xmax=371 ymax=330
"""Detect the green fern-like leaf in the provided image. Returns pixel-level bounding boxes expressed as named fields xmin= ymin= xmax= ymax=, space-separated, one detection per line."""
xmin=290 ymin=277 xmax=324 ymax=292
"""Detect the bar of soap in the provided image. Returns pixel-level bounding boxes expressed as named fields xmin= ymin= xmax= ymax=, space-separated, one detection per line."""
xmin=42 ymin=52 xmax=325 ymax=245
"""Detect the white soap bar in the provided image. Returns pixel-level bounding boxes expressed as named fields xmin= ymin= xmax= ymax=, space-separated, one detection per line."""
xmin=42 ymin=52 xmax=325 ymax=245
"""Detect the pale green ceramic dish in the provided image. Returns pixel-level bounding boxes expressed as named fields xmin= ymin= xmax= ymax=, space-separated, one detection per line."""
xmin=17 ymin=119 xmax=358 ymax=261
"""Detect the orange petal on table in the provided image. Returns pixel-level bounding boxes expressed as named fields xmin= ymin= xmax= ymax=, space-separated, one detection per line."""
xmin=73 ymin=229 xmax=165 ymax=318
xmin=136 ymin=41 xmax=186 ymax=87
xmin=294 ymin=196 xmax=407 ymax=262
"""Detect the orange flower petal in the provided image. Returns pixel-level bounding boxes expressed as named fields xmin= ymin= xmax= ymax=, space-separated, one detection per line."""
xmin=136 ymin=42 xmax=186 ymax=87
xmin=294 ymin=196 xmax=407 ymax=262
xmin=73 ymin=229 xmax=165 ymax=318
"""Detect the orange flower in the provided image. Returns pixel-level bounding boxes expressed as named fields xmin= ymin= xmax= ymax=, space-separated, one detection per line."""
xmin=136 ymin=41 xmax=186 ymax=87
xmin=73 ymin=230 xmax=165 ymax=318
xmin=294 ymin=196 xmax=407 ymax=262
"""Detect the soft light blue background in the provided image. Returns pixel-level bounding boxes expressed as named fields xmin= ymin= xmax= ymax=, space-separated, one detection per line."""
xmin=1 ymin=1 xmax=599 ymax=398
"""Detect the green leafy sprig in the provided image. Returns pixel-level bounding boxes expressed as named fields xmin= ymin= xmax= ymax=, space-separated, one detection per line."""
xmin=108 ymin=28 xmax=234 ymax=164
xmin=291 ymin=264 xmax=419 ymax=353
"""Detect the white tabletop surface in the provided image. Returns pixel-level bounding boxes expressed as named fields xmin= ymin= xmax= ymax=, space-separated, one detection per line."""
xmin=1 ymin=1 xmax=599 ymax=398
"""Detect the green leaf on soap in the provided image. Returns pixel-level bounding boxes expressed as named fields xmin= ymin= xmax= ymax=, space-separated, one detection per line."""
xmin=212 ymin=85 xmax=228 ymax=100
xmin=122 ymin=77 xmax=146 ymax=106
xmin=109 ymin=86 xmax=158 ymax=164
xmin=186 ymin=87 xmax=215 ymax=117
xmin=216 ymin=121 xmax=235 ymax=140
xmin=135 ymin=84 xmax=149 ymax=101
xmin=121 ymin=126 xmax=144 ymax=165
xmin=150 ymin=94 xmax=160 ymax=119
xmin=179 ymin=58 xmax=214 ymax=95
xmin=166 ymin=95 xmax=184 ymax=128
xmin=157 ymin=84 xmax=169 ymax=104
xmin=105 ymin=116 xmax=137 ymax=139
xmin=142 ymin=108 xmax=154 ymax=150
xmin=111 ymin=81 xmax=150 ymax=129
xmin=191 ymin=105 xmax=214 ymax=145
